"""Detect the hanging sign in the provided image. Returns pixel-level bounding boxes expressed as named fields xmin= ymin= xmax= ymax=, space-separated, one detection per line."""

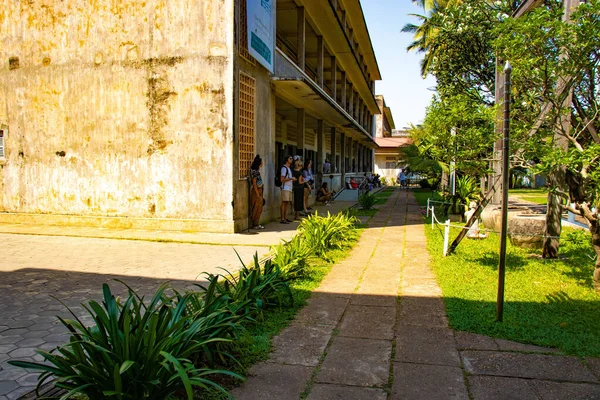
xmin=247 ymin=0 xmax=276 ymax=73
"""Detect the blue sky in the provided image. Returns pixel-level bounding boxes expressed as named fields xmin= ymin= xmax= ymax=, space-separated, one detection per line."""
xmin=362 ymin=1 xmax=436 ymax=129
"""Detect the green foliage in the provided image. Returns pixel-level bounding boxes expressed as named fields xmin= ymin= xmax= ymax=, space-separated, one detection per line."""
xmin=418 ymin=94 xmax=496 ymax=179
xmin=419 ymin=178 xmax=432 ymax=189
xmin=298 ymin=212 xmax=359 ymax=257
xmin=358 ymin=192 xmax=377 ymax=210
xmin=10 ymin=283 xmax=242 ymax=400
xmin=208 ymin=254 xmax=294 ymax=315
xmin=270 ymin=235 xmax=311 ymax=280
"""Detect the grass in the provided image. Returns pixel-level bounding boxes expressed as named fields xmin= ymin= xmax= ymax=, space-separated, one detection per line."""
xmin=510 ymin=188 xmax=548 ymax=205
xmin=413 ymin=190 xmax=600 ymax=357
xmin=191 ymin=234 xmax=362 ymax=399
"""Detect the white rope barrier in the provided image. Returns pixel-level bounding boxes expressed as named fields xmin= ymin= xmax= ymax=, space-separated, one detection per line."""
xmin=425 ymin=198 xmax=567 ymax=257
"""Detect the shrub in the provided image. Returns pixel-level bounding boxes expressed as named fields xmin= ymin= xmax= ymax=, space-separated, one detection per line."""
xmin=358 ymin=192 xmax=377 ymax=210
xmin=271 ymin=235 xmax=311 ymax=280
xmin=299 ymin=212 xmax=359 ymax=256
xmin=419 ymin=178 xmax=431 ymax=189
xmin=210 ymin=254 xmax=294 ymax=314
xmin=10 ymin=283 xmax=241 ymax=400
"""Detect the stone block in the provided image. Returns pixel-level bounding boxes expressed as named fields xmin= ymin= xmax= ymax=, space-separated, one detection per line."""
xmin=392 ymin=362 xmax=468 ymax=400
xmin=396 ymin=325 xmax=460 ymax=367
xmin=316 ymin=337 xmax=392 ymax=387
xmin=461 ymin=351 xmax=597 ymax=382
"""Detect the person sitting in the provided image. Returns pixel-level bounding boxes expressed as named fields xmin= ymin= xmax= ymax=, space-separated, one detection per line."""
xmin=317 ymin=182 xmax=334 ymax=205
xmin=349 ymin=177 xmax=359 ymax=189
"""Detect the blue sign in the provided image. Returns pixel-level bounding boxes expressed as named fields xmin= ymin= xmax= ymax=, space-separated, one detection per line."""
xmin=247 ymin=0 xmax=275 ymax=73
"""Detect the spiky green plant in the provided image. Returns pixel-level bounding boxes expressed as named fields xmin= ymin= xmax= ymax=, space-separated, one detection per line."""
xmin=298 ymin=212 xmax=359 ymax=256
xmin=10 ymin=282 xmax=242 ymax=400
xmin=358 ymin=192 xmax=377 ymax=210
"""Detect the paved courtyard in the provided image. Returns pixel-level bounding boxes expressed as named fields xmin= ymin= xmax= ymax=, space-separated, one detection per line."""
xmin=0 ymin=234 xmax=268 ymax=399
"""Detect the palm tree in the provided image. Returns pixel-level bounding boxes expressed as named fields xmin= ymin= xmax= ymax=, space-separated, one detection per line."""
xmin=401 ymin=0 xmax=463 ymax=77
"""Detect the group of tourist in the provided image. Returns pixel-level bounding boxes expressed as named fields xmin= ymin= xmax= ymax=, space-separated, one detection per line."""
xmin=248 ymin=154 xmax=335 ymax=229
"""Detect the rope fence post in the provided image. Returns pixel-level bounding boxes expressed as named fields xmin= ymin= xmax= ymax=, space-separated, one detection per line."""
xmin=427 ymin=198 xmax=430 ymax=218
xmin=443 ymin=219 xmax=451 ymax=256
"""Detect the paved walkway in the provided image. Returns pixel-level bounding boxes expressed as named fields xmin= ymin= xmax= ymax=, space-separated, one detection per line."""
xmin=232 ymin=189 xmax=600 ymax=399
xmin=0 ymin=199 xmax=356 ymax=400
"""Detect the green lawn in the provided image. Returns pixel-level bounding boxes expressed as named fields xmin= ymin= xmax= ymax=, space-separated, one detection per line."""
xmin=413 ymin=190 xmax=600 ymax=357
xmin=510 ymin=188 xmax=548 ymax=205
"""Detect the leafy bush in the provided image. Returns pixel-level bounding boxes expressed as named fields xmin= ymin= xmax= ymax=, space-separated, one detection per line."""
xmin=271 ymin=235 xmax=311 ymax=280
xmin=210 ymin=254 xmax=294 ymax=314
xmin=10 ymin=283 xmax=241 ymax=400
xmin=299 ymin=212 xmax=359 ymax=256
xmin=419 ymin=178 xmax=432 ymax=189
xmin=358 ymin=192 xmax=377 ymax=210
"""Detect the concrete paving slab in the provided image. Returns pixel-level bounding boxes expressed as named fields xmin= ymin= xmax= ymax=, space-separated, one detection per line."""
xmin=454 ymin=331 xmax=500 ymax=351
xmin=391 ymin=362 xmax=468 ymax=400
xmin=585 ymin=357 xmax=600 ymax=380
xmin=468 ymin=376 xmax=537 ymax=400
xmin=269 ymin=324 xmax=334 ymax=367
xmin=495 ymin=338 xmax=560 ymax=354
xmin=396 ymin=325 xmax=460 ymax=367
xmin=350 ymin=293 xmax=398 ymax=308
xmin=531 ymin=380 xmax=600 ymax=399
xmin=316 ymin=337 xmax=392 ymax=387
xmin=230 ymin=362 xmax=313 ymax=400
xmin=461 ymin=351 xmax=597 ymax=382
xmin=338 ymin=305 xmax=396 ymax=340
xmin=307 ymin=384 xmax=387 ymax=400
xmin=293 ymin=295 xmax=349 ymax=326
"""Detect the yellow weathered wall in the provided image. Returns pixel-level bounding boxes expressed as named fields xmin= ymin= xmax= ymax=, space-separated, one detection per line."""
xmin=0 ymin=0 xmax=235 ymax=231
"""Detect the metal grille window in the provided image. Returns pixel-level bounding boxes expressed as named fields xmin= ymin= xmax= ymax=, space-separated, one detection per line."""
xmin=0 ymin=129 xmax=5 ymax=158
xmin=239 ymin=73 xmax=256 ymax=179
xmin=239 ymin=0 xmax=255 ymax=64
xmin=386 ymin=156 xmax=397 ymax=161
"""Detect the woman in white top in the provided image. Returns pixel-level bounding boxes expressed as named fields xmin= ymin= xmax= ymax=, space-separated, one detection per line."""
xmin=302 ymin=160 xmax=314 ymax=212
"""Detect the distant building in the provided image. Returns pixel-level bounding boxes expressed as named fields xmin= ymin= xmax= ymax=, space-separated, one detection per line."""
xmin=0 ymin=0 xmax=381 ymax=233
xmin=373 ymin=96 xmax=411 ymax=181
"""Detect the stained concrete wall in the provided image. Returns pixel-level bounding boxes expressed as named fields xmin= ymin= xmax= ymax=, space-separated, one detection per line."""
xmin=0 ymin=0 xmax=236 ymax=232
xmin=232 ymin=2 xmax=278 ymax=231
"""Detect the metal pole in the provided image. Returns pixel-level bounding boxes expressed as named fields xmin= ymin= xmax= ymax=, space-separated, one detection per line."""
xmin=443 ymin=219 xmax=451 ymax=256
xmin=497 ymin=61 xmax=512 ymax=322
xmin=450 ymin=127 xmax=457 ymax=196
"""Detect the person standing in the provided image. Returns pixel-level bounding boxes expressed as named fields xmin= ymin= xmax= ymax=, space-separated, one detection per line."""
xmin=292 ymin=158 xmax=306 ymax=220
xmin=249 ymin=155 xmax=265 ymax=229
xmin=323 ymin=159 xmax=331 ymax=174
xmin=280 ymin=155 xmax=295 ymax=224
xmin=302 ymin=160 xmax=314 ymax=212
xmin=398 ymin=169 xmax=407 ymax=188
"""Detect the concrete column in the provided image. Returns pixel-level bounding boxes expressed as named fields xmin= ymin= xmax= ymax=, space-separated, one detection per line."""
xmin=297 ymin=7 xmax=306 ymax=71
xmin=317 ymin=35 xmax=324 ymax=88
xmin=348 ymin=84 xmax=354 ymax=115
xmin=357 ymin=144 xmax=363 ymax=172
xmin=317 ymin=119 xmax=325 ymax=185
xmin=297 ymin=108 xmax=305 ymax=159
xmin=341 ymin=71 xmax=347 ymax=108
xmin=330 ymin=126 xmax=337 ymax=173
xmin=340 ymin=132 xmax=346 ymax=177
xmin=331 ymin=56 xmax=337 ymax=101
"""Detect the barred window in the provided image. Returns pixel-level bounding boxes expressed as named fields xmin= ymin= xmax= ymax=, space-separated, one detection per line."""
xmin=0 ymin=129 xmax=5 ymax=158
xmin=239 ymin=0 xmax=255 ymax=64
xmin=386 ymin=156 xmax=397 ymax=161
xmin=239 ymin=73 xmax=256 ymax=179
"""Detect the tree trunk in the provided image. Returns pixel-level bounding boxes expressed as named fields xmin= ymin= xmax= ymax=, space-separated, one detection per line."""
xmin=543 ymin=169 xmax=565 ymax=258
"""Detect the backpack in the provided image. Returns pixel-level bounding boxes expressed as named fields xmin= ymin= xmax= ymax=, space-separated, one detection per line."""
xmin=274 ymin=166 xmax=290 ymax=188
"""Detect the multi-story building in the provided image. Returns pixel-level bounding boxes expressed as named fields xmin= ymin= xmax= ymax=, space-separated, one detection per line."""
xmin=0 ymin=0 xmax=381 ymax=233
xmin=373 ymin=95 xmax=410 ymax=181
